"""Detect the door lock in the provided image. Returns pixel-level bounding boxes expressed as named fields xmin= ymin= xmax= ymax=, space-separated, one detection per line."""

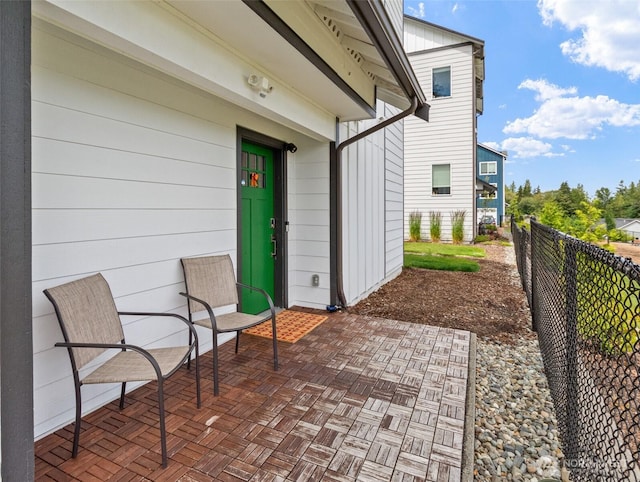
xmin=271 ymin=234 xmax=277 ymax=258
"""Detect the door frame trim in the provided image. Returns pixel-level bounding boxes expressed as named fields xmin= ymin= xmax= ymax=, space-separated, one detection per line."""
xmin=236 ymin=127 xmax=288 ymax=310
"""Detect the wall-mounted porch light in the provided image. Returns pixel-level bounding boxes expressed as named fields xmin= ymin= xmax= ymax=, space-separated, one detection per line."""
xmin=247 ymin=74 xmax=273 ymax=97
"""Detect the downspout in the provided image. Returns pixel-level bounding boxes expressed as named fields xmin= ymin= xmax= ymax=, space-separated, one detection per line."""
xmin=332 ymin=96 xmax=420 ymax=308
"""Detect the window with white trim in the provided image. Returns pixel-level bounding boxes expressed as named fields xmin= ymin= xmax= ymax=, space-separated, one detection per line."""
xmin=479 ymin=161 xmax=497 ymax=175
xmin=432 ymin=164 xmax=451 ymax=195
xmin=432 ymin=67 xmax=451 ymax=98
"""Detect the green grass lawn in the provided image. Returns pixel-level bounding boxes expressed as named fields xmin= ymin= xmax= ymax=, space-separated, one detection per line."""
xmin=403 ymin=242 xmax=485 ymax=272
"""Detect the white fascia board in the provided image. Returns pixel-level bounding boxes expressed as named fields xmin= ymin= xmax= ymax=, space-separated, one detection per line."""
xmin=266 ymin=0 xmax=376 ymax=109
xmin=33 ymin=0 xmax=336 ymax=141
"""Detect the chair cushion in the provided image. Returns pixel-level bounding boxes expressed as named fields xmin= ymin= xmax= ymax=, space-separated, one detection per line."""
xmin=193 ymin=311 xmax=270 ymax=332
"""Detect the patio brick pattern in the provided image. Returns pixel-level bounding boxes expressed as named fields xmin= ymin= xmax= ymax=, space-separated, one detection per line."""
xmin=35 ymin=311 xmax=472 ymax=481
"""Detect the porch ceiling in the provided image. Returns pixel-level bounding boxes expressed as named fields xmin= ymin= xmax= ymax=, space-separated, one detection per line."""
xmin=168 ymin=0 xmax=415 ymax=121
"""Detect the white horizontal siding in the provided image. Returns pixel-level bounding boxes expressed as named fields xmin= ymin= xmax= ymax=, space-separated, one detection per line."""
xmin=286 ymin=139 xmax=331 ymax=310
xmin=32 ymin=28 xmax=244 ymax=438
xmin=31 ymin=22 xmax=335 ymax=439
xmin=404 ymin=44 xmax=476 ymax=242
xmin=31 ymin=10 xmax=402 ymax=441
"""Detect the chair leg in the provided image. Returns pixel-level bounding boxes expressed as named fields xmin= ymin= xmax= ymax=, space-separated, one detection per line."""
xmin=72 ymin=381 xmax=82 ymax=458
xmin=157 ymin=379 xmax=168 ymax=468
xmin=212 ymin=331 xmax=220 ymax=396
xmin=187 ymin=326 xmax=193 ymax=369
xmin=194 ymin=344 xmax=201 ymax=408
xmin=119 ymin=382 xmax=126 ymax=410
xmin=271 ymin=315 xmax=279 ymax=371
xmin=235 ymin=330 xmax=240 ymax=354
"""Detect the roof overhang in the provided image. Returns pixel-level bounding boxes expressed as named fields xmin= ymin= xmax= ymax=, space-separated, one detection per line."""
xmin=476 ymin=177 xmax=497 ymax=195
xmin=35 ymin=0 xmax=428 ymax=125
xmin=173 ymin=0 xmax=430 ymax=122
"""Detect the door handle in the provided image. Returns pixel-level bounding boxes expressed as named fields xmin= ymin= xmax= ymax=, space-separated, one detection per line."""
xmin=271 ymin=235 xmax=277 ymax=258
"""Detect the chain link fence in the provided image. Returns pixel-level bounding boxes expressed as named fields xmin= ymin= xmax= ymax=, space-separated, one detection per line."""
xmin=512 ymin=217 xmax=640 ymax=481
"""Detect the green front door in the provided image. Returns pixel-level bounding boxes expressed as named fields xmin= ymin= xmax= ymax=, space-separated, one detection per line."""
xmin=240 ymin=141 xmax=275 ymax=314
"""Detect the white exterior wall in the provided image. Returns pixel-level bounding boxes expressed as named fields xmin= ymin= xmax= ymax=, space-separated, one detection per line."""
xmin=405 ymin=20 xmax=471 ymax=51
xmin=384 ymin=104 xmax=405 ymax=277
xmin=287 ymin=140 xmax=332 ymax=309
xmin=30 ymin=0 xmax=409 ymax=442
xmin=404 ymin=39 xmax=477 ymax=242
xmin=384 ymin=0 xmax=404 ymax=37
xmin=341 ymin=102 xmax=404 ymax=305
xmin=31 ymin=21 xmax=337 ymax=439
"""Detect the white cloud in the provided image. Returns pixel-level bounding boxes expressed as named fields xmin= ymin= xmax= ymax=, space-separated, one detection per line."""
xmin=503 ymin=137 xmax=560 ymax=158
xmin=504 ymin=79 xmax=640 ymax=139
xmin=518 ymin=79 xmax=576 ymax=101
xmin=488 ymin=137 xmax=562 ymax=159
xmin=406 ymin=2 xmax=426 ymax=19
xmin=482 ymin=141 xmax=501 ymax=151
xmin=538 ymin=0 xmax=640 ymax=81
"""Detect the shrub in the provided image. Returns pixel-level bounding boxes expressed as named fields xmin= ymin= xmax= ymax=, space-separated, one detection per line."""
xmin=474 ymin=234 xmax=491 ymax=243
xmin=408 ymin=210 xmax=422 ymax=242
xmin=429 ymin=211 xmax=442 ymax=243
xmin=576 ymin=255 xmax=639 ymax=355
xmin=451 ymin=210 xmax=466 ymax=244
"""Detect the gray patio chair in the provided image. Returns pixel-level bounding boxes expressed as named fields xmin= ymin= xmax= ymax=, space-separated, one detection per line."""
xmin=180 ymin=254 xmax=278 ymax=395
xmin=44 ymin=273 xmax=201 ymax=468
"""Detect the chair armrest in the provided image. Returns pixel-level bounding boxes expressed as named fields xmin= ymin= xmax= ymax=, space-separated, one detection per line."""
xmin=55 ymin=341 xmax=163 ymax=379
xmin=235 ymin=283 xmax=276 ymax=317
xmin=178 ymin=292 xmax=218 ymax=329
xmin=118 ymin=311 xmax=199 ymax=347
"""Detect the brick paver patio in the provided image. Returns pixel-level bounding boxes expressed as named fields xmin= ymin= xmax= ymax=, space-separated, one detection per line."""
xmin=35 ymin=310 xmax=474 ymax=481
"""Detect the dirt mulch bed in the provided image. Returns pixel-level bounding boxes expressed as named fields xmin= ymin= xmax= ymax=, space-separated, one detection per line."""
xmin=348 ymin=244 xmax=535 ymax=345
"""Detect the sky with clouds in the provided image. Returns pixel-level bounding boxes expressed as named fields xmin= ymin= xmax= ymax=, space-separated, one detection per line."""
xmin=404 ymin=0 xmax=640 ymax=196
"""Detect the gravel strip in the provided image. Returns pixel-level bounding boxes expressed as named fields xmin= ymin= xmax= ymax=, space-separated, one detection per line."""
xmin=473 ymin=246 xmax=566 ymax=481
xmin=474 ymin=338 xmax=564 ymax=481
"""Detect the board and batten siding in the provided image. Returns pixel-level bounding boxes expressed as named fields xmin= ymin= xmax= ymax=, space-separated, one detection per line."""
xmin=340 ymin=101 xmax=405 ymax=306
xmin=404 ymin=43 xmax=477 ymax=242
xmin=384 ymin=104 xmax=405 ymax=278
xmin=404 ymin=19 xmax=471 ymax=53
xmin=31 ymin=22 xmax=335 ymax=439
xmin=383 ymin=0 xmax=404 ymax=38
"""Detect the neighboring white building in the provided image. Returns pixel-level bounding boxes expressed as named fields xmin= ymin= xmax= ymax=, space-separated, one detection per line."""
xmin=0 ymin=1 xmax=430 ymax=474
xmin=616 ymin=219 xmax=640 ymax=241
xmin=403 ymin=16 xmax=485 ymax=242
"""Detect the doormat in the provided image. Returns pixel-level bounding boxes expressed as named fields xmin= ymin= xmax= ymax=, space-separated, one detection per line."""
xmin=244 ymin=310 xmax=327 ymax=343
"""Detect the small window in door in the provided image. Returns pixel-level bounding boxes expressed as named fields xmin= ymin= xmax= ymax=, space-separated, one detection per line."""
xmin=241 ymin=152 xmax=266 ymax=188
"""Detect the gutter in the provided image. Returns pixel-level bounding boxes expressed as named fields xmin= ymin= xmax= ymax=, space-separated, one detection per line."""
xmin=348 ymin=1 xmax=428 ymax=107
xmin=331 ymin=96 xmax=427 ymax=308
xmin=329 ymin=2 xmax=430 ymax=309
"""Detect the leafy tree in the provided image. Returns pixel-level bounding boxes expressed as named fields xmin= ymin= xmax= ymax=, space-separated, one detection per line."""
xmin=538 ymin=200 xmax=565 ymax=230
xmin=518 ymin=196 xmax=542 ymax=216
xmin=569 ymin=202 xmax=605 ymax=243
xmin=604 ymin=211 xmax=616 ymax=231
xmin=554 ymin=181 xmax=574 ymax=216
xmin=594 ymin=187 xmax=612 ymax=210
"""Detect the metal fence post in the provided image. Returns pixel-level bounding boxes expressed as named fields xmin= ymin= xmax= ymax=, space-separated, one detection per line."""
xmin=563 ymin=239 xmax=581 ymax=467
xmin=529 ymin=222 xmax=536 ymax=331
